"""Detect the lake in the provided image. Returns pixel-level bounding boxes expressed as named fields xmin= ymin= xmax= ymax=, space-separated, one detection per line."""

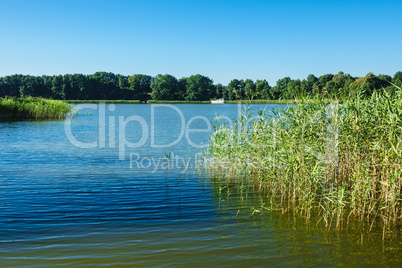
xmin=1 ymin=103 xmax=402 ymax=267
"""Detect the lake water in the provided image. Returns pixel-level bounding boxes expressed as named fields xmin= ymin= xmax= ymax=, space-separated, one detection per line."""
xmin=1 ymin=103 xmax=402 ymax=267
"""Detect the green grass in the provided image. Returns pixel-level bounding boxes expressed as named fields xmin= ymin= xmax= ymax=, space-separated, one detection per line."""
xmin=202 ymin=86 xmax=402 ymax=232
xmin=0 ymin=97 xmax=72 ymax=120
xmin=65 ymin=100 xmax=141 ymax=104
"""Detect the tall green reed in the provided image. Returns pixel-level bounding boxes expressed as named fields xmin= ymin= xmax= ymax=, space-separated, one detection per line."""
xmin=202 ymin=86 xmax=402 ymax=231
xmin=0 ymin=96 xmax=72 ymax=120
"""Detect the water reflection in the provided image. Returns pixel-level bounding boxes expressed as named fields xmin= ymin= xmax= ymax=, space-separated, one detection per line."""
xmin=209 ymin=178 xmax=402 ymax=266
xmin=1 ymin=104 xmax=402 ymax=267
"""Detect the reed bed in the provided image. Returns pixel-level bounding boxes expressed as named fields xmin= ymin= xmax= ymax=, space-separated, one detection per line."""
xmin=203 ymin=87 xmax=402 ymax=231
xmin=0 ymin=97 xmax=72 ymax=120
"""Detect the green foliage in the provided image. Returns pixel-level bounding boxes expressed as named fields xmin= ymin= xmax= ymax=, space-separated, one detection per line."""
xmin=0 ymin=71 xmax=401 ymax=102
xmin=203 ymin=85 xmax=402 ymax=230
xmin=244 ymin=79 xmax=256 ymax=100
xmin=177 ymin=78 xmax=187 ymax=100
xmin=325 ymin=71 xmax=355 ymax=97
xmin=185 ymin=74 xmax=215 ymax=101
xmin=348 ymin=73 xmax=388 ymax=96
xmin=51 ymin=75 xmax=65 ymax=99
xmin=392 ymin=71 xmax=402 ymax=86
xmin=0 ymin=97 xmax=72 ymax=119
xmin=150 ymin=74 xmax=178 ymax=100
xmin=227 ymin=79 xmax=245 ymax=100
xmin=273 ymin=77 xmax=292 ymax=99
xmin=255 ymin=79 xmax=271 ymax=99
xmin=285 ymin=79 xmax=301 ymax=99
xmin=318 ymin=73 xmax=334 ymax=91
xmin=215 ymin=83 xmax=225 ymax=99
xmin=89 ymin=72 xmax=119 ymax=99
xmin=127 ymin=74 xmax=152 ymax=100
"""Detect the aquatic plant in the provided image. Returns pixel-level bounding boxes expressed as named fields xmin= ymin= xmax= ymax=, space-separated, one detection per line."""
xmin=203 ymin=86 xmax=402 ymax=231
xmin=0 ymin=96 xmax=72 ymax=120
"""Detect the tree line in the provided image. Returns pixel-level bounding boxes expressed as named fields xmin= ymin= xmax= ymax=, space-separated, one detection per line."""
xmin=0 ymin=71 xmax=401 ymax=101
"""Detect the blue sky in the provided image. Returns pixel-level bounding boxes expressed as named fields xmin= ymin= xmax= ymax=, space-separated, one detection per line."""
xmin=0 ymin=0 xmax=401 ymax=85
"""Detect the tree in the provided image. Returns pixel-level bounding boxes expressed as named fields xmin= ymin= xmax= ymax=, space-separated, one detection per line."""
xmin=255 ymin=80 xmax=271 ymax=99
xmin=299 ymin=74 xmax=317 ymax=96
xmin=317 ymin=74 xmax=334 ymax=94
xmin=150 ymin=74 xmax=178 ymax=100
xmin=185 ymin=74 xmax=215 ymax=101
xmin=325 ymin=71 xmax=355 ymax=97
xmin=227 ymin=79 xmax=245 ymax=100
xmin=222 ymin=85 xmax=231 ymax=100
xmin=349 ymin=73 xmax=377 ymax=96
xmin=215 ymin=83 xmax=224 ymax=99
xmin=376 ymin=74 xmax=392 ymax=93
xmin=19 ymin=75 xmax=47 ymax=97
xmin=51 ymin=75 xmax=65 ymax=99
xmin=244 ymin=79 xmax=256 ymax=100
xmin=285 ymin=79 xmax=301 ymax=99
xmin=272 ymin=77 xmax=292 ymax=99
xmin=128 ymin=74 xmax=152 ymax=100
xmin=0 ymin=77 xmax=3 ymax=97
xmin=306 ymin=74 xmax=318 ymax=88
xmin=93 ymin=72 xmax=122 ymax=99
xmin=392 ymin=71 xmax=402 ymax=87
xmin=177 ymin=78 xmax=187 ymax=100
xmin=65 ymin=73 xmax=89 ymax=100
xmin=0 ymin=71 xmax=399 ymax=100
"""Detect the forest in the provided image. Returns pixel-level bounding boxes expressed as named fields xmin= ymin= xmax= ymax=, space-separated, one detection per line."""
xmin=0 ymin=71 xmax=401 ymax=101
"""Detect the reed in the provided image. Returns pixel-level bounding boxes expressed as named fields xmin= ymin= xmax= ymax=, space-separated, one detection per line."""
xmin=0 ymin=96 xmax=72 ymax=120
xmin=203 ymin=86 xmax=402 ymax=231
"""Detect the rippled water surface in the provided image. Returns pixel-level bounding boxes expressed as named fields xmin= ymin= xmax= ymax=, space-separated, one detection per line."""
xmin=1 ymin=103 xmax=402 ymax=267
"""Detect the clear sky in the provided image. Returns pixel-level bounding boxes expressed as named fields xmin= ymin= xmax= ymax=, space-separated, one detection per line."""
xmin=0 ymin=0 xmax=401 ymax=85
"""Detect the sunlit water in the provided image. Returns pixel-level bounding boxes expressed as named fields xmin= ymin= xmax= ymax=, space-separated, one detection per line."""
xmin=1 ymin=103 xmax=402 ymax=267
